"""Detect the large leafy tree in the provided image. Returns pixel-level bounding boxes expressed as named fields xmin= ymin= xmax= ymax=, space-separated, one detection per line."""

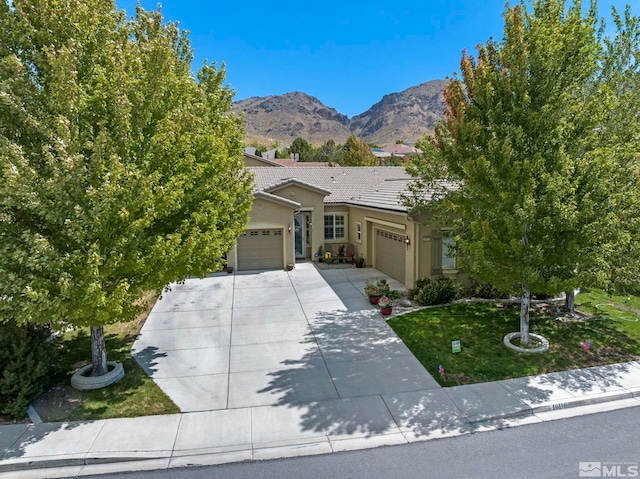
xmin=314 ymin=139 xmax=344 ymax=164
xmin=407 ymin=0 xmax=640 ymax=345
xmin=290 ymin=137 xmax=314 ymax=162
xmin=0 ymin=1 xmax=253 ymax=377
xmin=343 ymin=134 xmax=377 ymax=166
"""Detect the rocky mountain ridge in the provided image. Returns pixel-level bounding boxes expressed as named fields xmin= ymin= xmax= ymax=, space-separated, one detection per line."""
xmin=233 ymin=79 xmax=447 ymax=146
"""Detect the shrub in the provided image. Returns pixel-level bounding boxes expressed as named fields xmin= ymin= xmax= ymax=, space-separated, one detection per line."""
xmin=386 ymin=289 xmax=401 ymax=300
xmin=471 ymin=280 xmax=512 ymax=299
xmin=409 ymin=277 xmax=464 ymax=306
xmin=0 ymin=320 xmax=53 ymax=419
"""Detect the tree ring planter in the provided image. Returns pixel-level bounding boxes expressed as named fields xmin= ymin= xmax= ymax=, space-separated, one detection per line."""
xmin=503 ymin=332 xmax=549 ymax=353
xmin=71 ymin=361 xmax=124 ymax=390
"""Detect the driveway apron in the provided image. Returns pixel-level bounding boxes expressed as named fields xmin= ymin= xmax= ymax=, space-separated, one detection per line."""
xmin=133 ymin=263 xmax=440 ymax=414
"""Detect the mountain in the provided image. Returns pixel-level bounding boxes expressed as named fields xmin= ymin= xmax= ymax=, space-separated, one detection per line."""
xmin=350 ymin=80 xmax=447 ymax=145
xmin=233 ymin=79 xmax=447 ymax=146
xmin=232 ymin=92 xmax=351 ymax=145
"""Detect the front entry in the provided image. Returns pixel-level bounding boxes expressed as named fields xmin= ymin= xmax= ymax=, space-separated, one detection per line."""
xmin=294 ymin=214 xmax=305 ymax=259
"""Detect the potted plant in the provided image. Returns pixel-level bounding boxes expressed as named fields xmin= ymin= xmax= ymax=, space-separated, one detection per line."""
xmin=355 ymin=255 xmax=365 ymax=268
xmin=378 ymin=295 xmax=393 ymax=315
xmin=364 ymin=280 xmax=380 ymax=304
xmin=376 ymin=278 xmax=390 ymax=295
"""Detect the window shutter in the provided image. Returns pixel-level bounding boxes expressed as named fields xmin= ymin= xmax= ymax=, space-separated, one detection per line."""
xmin=431 ymin=236 xmax=442 ymax=275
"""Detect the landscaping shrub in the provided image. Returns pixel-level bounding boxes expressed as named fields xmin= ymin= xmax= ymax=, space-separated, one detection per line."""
xmin=409 ymin=277 xmax=464 ymax=306
xmin=0 ymin=319 xmax=53 ymax=419
xmin=470 ymin=280 xmax=513 ymax=299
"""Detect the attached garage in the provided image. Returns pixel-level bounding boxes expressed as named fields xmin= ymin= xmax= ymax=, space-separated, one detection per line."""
xmin=237 ymin=229 xmax=284 ymax=271
xmin=374 ymin=228 xmax=406 ymax=283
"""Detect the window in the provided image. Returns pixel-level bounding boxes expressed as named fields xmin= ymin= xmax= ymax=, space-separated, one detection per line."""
xmin=442 ymin=236 xmax=456 ymax=270
xmin=356 ymin=222 xmax=362 ymax=242
xmin=324 ymin=214 xmax=346 ymax=240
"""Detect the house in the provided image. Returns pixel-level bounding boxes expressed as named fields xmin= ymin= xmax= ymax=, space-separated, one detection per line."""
xmin=370 ymin=147 xmax=392 ymax=166
xmin=382 ymin=143 xmax=422 ymax=157
xmin=225 ymin=153 xmax=465 ymax=289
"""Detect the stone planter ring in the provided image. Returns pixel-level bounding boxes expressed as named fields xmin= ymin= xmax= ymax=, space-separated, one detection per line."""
xmin=71 ymin=361 xmax=124 ymax=390
xmin=503 ymin=332 xmax=549 ymax=353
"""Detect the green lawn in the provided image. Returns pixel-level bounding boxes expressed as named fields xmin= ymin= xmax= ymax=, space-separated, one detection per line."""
xmin=47 ymin=293 xmax=179 ymax=421
xmin=388 ymin=290 xmax=640 ymax=387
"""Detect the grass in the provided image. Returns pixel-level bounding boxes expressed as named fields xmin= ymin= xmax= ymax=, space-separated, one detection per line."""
xmin=46 ymin=292 xmax=179 ymax=421
xmin=388 ymin=290 xmax=640 ymax=387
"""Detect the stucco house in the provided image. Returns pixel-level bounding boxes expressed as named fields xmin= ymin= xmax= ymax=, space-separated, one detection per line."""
xmin=226 ymin=153 xmax=464 ymax=289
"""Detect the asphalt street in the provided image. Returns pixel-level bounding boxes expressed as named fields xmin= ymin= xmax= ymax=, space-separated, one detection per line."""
xmin=79 ymin=405 xmax=640 ymax=479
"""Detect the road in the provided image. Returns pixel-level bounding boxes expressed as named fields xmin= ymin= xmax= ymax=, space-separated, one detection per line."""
xmin=83 ymin=406 xmax=640 ymax=479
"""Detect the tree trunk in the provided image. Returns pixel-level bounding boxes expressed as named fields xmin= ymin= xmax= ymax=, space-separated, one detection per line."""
xmin=565 ymin=290 xmax=575 ymax=315
xmin=520 ymin=287 xmax=531 ymax=345
xmin=90 ymin=325 xmax=108 ymax=377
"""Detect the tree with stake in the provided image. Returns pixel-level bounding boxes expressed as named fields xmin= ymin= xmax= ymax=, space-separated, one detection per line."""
xmin=406 ymin=0 xmax=640 ymax=346
xmin=0 ymin=1 xmax=253 ymax=381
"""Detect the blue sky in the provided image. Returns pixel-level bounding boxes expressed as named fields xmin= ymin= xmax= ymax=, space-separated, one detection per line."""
xmin=115 ymin=1 xmax=636 ymax=118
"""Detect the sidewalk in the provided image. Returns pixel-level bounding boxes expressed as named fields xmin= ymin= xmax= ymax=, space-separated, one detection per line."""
xmin=2 ymin=265 xmax=640 ymax=478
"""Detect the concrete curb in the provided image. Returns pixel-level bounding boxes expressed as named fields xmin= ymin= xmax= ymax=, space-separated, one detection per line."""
xmin=3 ymin=390 xmax=640 ymax=475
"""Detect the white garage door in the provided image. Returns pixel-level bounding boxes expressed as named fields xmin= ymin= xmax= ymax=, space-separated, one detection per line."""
xmin=375 ymin=228 xmax=406 ymax=283
xmin=237 ymin=229 xmax=284 ymax=271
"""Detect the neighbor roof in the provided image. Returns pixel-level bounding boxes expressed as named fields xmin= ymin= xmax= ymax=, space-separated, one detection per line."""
xmin=250 ymin=166 xmax=412 ymax=212
xmin=382 ymin=144 xmax=422 ymax=156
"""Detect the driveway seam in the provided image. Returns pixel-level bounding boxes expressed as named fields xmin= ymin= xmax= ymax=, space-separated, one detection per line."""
xmin=226 ymin=274 xmax=237 ymax=410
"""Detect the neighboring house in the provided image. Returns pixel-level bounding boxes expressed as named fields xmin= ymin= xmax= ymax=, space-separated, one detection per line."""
xmin=382 ymin=144 xmax=422 ymax=157
xmin=371 ymin=148 xmax=392 ymax=166
xmin=225 ymin=153 xmax=465 ymax=289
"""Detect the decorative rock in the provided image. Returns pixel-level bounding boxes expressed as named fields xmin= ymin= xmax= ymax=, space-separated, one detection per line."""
xmin=398 ymin=298 xmax=413 ymax=307
xmin=71 ymin=361 xmax=124 ymax=390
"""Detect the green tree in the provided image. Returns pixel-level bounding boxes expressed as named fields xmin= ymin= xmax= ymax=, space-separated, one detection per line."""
xmin=384 ymin=155 xmax=403 ymax=166
xmin=314 ymin=139 xmax=343 ymax=164
xmin=0 ymin=1 xmax=253 ymax=378
xmin=407 ymin=0 xmax=640 ymax=345
xmin=343 ymin=134 xmax=377 ymax=166
xmin=290 ymin=137 xmax=314 ymax=162
xmin=275 ymin=146 xmax=291 ymax=159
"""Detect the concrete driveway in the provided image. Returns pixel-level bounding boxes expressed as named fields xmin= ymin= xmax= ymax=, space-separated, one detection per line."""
xmin=132 ymin=262 xmax=439 ymax=413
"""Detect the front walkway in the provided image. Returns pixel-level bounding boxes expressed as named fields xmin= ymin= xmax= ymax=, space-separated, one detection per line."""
xmin=131 ymin=262 xmax=438 ymax=412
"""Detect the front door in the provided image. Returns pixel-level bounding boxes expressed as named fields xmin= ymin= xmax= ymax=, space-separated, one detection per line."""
xmin=294 ymin=214 xmax=305 ymax=259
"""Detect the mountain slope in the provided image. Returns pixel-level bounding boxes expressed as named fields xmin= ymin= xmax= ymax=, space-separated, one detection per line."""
xmin=232 ymin=92 xmax=351 ymax=145
xmin=349 ymin=80 xmax=447 ymax=144
xmin=233 ymin=80 xmax=447 ymax=146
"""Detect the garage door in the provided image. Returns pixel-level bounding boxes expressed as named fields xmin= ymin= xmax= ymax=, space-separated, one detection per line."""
xmin=237 ymin=229 xmax=284 ymax=271
xmin=375 ymin=228 xmax=406 ymax=283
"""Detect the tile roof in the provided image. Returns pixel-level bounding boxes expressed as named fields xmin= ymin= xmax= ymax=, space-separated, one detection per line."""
xmin=250 ymin=166 xmax=412 ymax=212
xmin=382 ymin=144 xmax=422 ymax=155
xmin=345 ymin=178 xmax=413 ymax=212
xmin=268 ymin=159 xmax=336 ymax=167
